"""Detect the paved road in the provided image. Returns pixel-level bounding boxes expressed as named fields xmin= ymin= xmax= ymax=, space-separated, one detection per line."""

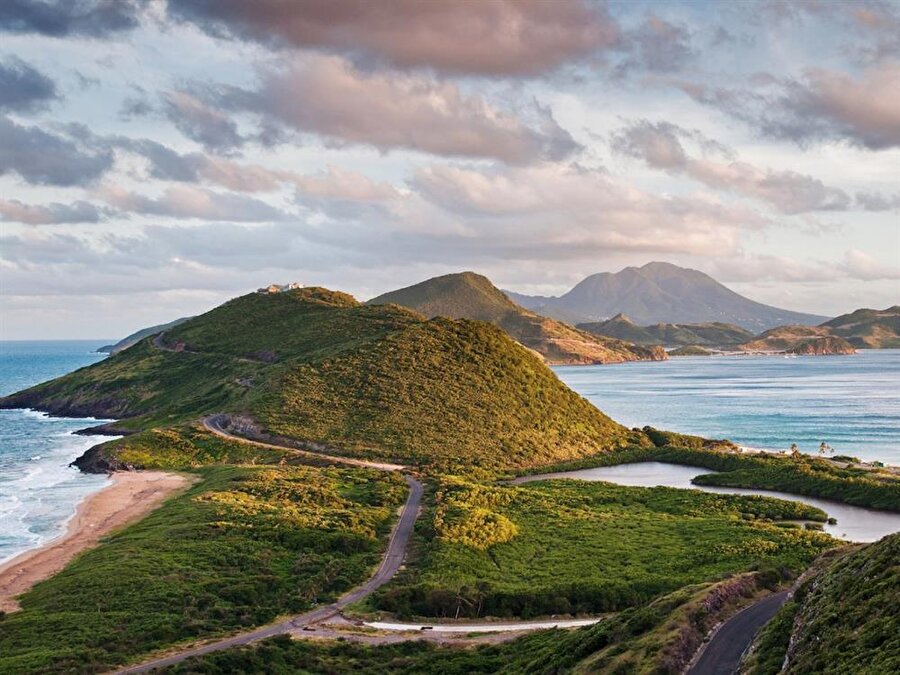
xmin=688 ymin=591 xmax=790 ymax=675
xmin=115 ymin=469 xmax=422 ymax=673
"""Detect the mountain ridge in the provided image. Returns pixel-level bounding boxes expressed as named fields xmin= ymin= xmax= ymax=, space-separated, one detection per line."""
xmin=507 ymin=262 xmax=829 ymax=330
xmin=368 ymin=271 xmax=666 ymax=364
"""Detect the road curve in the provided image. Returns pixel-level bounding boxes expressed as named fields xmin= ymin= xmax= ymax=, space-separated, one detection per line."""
xmin=687 ymin=591 xmax=790 ymax=675
xmin=114 ymin=471 xmax=422 ymax=673
xmin=203 ymin=414 xmax=406 ymax=472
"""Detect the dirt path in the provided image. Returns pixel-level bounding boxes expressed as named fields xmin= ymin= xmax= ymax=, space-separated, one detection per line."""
xmin=0 ymin=471 xmax=193 ymax=613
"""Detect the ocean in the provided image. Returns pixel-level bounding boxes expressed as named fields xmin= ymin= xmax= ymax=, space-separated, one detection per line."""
xmin=1 ymin=342 xmax=898 ymax=565
xmin=555 ymin=350 xmax=900 ymax=465
xmin=0 ymin=341 xmax=114 ymax=564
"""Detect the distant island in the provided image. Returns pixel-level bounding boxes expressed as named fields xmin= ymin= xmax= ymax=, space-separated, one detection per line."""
xmin=580 ymin=305 xmax=900 ymax=356
xmin=507 ymin=261 xmax=829 ymax=330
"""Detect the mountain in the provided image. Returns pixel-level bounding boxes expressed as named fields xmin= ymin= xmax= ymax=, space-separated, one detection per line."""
xmin=738 ymin=326 xmax=856 ymax=355
xmin=579 ymin=313 xmax=754 ymax=346
xmin=1 ymin=286 xmax=643 ymax=473
xmin=367 ymin=272 xmax=666 ymax=364
xmin=97 ymin=317 xmax=191 ymax=354
xmin=508 ymin=262 xmax=829 ymax=331
xmin=820 ymin=305 xmax=900 ymax=348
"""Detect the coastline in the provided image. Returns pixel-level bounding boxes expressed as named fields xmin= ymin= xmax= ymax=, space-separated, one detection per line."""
xmin=0 ymin=470 xmax=194 ymax=613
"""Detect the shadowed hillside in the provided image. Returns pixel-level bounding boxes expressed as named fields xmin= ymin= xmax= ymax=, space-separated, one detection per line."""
xmin=368 ymin=272 xmax=666 ymax=364
xmin=579 ymin=313 xmax=753 ymax=346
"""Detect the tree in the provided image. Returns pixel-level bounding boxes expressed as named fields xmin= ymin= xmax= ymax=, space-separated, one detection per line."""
xmin=819 ymin=442 xmax=833 ymax=456
xmin=790 ymin=443 xmax=800 ymax=457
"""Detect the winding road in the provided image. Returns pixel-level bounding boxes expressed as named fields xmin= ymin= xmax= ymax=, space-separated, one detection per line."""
xmin=116 ymin=469 xmax=423 ymax=674
xmin=687 ymin=591 xmax=790 ymax=675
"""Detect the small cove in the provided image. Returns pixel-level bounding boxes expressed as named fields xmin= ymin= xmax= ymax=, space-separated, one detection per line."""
xmin=514 ymin=462 xmax=900 ymax=543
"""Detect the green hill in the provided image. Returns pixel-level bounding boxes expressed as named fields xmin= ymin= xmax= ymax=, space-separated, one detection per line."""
xmin=746 ymin=533 xmax=899 ymax=674
xmin=579 ymin=314 xmax=752 ymax=346
xmin=368 ymin=272 xmax=666 ymax=365
xmin=97 ymin=316 xmax=191 ymax=354
xmin=1 ymin=287 xmax=642 ymax=473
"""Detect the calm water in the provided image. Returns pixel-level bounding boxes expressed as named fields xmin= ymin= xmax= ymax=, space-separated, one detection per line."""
xmin=516 ymin=462 xmax=900 ymax=543
xmin=0 ymin=341 xmax=114 ymax=564
xmin=554 ymin=350 xmax=900 ymax=464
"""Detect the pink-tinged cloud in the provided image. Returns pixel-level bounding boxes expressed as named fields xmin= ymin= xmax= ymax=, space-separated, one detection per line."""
xmin=168 ymin=0 xmax=619 ymax=76
xmin=97 ymin=184 xmax=288 ymax=222
xmin=0 ymin=198 xmax=107 ymax=224
xmin=217 ymin=56 xmax=579 ymax=162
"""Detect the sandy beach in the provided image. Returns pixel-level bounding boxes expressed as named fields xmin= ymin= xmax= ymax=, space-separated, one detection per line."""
xmin=0 ymin=470 xmax=193 ymax=613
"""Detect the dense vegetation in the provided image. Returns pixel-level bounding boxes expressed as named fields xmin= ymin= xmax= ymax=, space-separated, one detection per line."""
xmin=168 ymin=573 xmax=785 ymax=675
xmin=368 ymin=271 xmax=666 ymax=364
xmin=0 ymin=287 xmax=642 ymax=475
xmin=522 ymin=436 xmax=900 ymax=512
xmin=744 ymin=534 xmax=899 ymax=675
xmin=373 ymin=478 xmax=833 ymax=619
xmin=0 ymin=465 xmax=406 ymax=674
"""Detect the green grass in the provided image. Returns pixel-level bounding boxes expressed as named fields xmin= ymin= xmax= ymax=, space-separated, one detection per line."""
xmin=751 ymin=533 xmax=899 ymax=675
xmin=1 ymin=287 xmax=642 ymax=475
xmin=373 ymin=478 xmax=834 ymax=619
xmin=0 ymin=465 xmax=406 ymax=674
xmin=165 ymin=573 xmax=783 ymax=675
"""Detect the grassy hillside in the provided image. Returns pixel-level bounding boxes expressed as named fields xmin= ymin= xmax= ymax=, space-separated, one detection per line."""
xmin=374 ymin=477 xmax=832 ymax=619
xmin=0 ymin=287 xmax=641 ymax=474
xmin=368 ymin=272 xmax=666 ymax=365
xmin=745 ymin=534 xmax=899 ymax=675
xmin=97 ymin=316 xmax=191 ymax=354
xmin=820 ymin=305 xmax=900 ymax=348
xmin=579 ymin=314 xmax=752 ymax=347
xmin=0 ymin=465 xmax=407 ymax=674
xmin=738 ymin=306 xmax=900 ymax=352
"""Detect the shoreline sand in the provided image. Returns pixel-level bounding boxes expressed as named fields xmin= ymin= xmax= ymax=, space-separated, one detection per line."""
xmin=0 ymin=470 xmax=194 ymax=613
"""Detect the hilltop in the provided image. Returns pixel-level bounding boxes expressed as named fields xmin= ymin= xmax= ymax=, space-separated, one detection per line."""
xmin=579 ymin=313 xmax=753 ymax=346
xmin=738 ymin=326 xmax=856 ymax=355
xmin=368 ymin=272 xmax=666 ymax=364
xmin=0 ymin=286 xmax=641 ymax=473
xmin=507 ymin=262 xmax=828 ymax=330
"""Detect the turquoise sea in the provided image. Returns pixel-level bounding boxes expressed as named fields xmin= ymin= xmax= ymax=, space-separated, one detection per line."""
xmin=555 ymin=350 xmax=900 ymax=465
xmin=0 ymin=341 xmax=113 ymax=564
xmin=1 ymin=342 xmax=898 ymax=564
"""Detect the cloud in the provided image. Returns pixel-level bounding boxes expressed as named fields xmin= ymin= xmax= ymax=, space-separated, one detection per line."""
xmin=410 ymin=162 xmax=769 ymax=258
xmin=611 ymin=120 xmax=875 ymax=213
xmin=841 ymin=249 xmax=900 ymax=280
xmin=0 ymin=0 xmax=142 ymax=38
xmin=0 ymin=115 xmax=113 ymax=186
xmin=615 ymin=13 xmax=696 ymax=76
xmin=203 ymin=55 xmax=579 ymax=163
xmin=161 ymin=90 xmax=244 ymax=153
xmin=0 ymin=198 xmax=109 ymax=224
xmin=674 ymin=61 xmax=900 ymax=150
xmin=96 ymin=184 xmax=289 ymax=222
xmin=167 ymin=0 xmax=619 ymax=77
xmin=0 ymin=56 xmax=58 ymax=113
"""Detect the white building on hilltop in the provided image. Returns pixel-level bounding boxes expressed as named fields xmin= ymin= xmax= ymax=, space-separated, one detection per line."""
xmin=257 ymin=282 xmax=303 ymax=294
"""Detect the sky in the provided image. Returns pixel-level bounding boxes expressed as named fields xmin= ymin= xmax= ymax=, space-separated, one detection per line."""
xmin=0 ymin=0 xmax=898 ymax=339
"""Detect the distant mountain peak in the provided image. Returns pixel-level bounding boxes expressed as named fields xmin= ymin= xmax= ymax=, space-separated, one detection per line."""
xmin=510 ymin=262 xmax=829 ymax=331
